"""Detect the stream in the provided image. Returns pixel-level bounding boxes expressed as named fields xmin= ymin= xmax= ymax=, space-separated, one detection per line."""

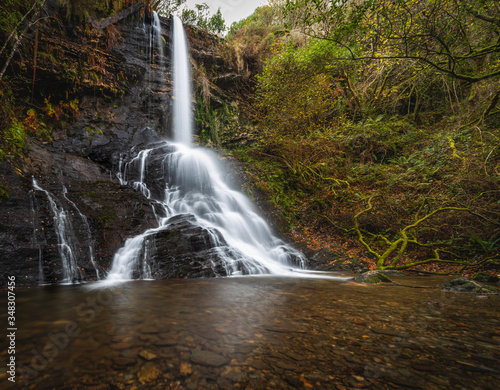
xmin=1 ymin=275 xmax=499 ymax=389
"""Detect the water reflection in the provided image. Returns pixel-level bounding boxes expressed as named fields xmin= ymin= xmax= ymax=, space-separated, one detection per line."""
xmin=1 ymin=275 xmax=499 ymax=389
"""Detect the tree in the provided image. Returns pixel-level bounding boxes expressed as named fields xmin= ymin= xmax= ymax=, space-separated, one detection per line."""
xmin=207 ymin=8 xmax=225 ymax=34
xmin=149 ymin=0 xmax=186 ymax=16
xmin=181 ymin=3 xmax=226 ymax=34
xmin=284 ymin=0 xmax=500 ymax=84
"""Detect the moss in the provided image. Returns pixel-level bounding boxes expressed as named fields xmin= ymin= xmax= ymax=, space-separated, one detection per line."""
xmin=443 ymin=278 xmax=499 ymax=293
xmin=0 ymin=182 xmax=9 ymax=202
xmin=472 ymin=272 xmax=499 ymax=283
xmin=353 ymin=271 xmax=393 ymax=284
xmin=98 ymin=215 xmax=115 ymax=224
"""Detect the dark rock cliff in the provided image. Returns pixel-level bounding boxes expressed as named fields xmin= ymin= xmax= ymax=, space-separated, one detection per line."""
xmin=0 ymin=3 xmax=298 ymax=287
xmin=0 ymin=5 xmax=227 ymax=287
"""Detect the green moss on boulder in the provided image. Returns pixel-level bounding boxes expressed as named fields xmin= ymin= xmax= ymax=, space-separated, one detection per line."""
xmin=353 ymin=270 xmax=392 ymax=284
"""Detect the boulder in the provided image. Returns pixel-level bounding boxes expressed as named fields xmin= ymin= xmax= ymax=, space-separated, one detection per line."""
xmin=442 ymin=277 xmax=499 ymax=293
xmin=352 ymin=270 xmax=393 ymax=284
xmin=146 ymin=214 xmax=263 ymax=279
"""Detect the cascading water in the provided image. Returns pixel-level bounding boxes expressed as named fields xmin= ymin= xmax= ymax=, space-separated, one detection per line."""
xmin=29 ymin=190 xmax=45 ymax=284
xmin=63 ymin=187 xmax=100 ymax=279
xmin=152 ymin=12 xmax=164 ymax=64
xmin=32 ymin=179 xmax=82 ymax=284
xmin=106 ymin=15 xmax=306 ymax=281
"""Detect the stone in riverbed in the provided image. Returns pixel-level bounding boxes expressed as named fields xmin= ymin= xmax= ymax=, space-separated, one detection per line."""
xmin=137 ymin=362 xmax=162 ymax=383
xmin=190 ymin=349 xmax=228 ymax=367
xmin=472 ymin=272 xmax=499 ymax=283
xmin=442 ymin=277 xmax=499 ymax=293
xmin=139 ymin=350 xmax=158 ymax=361
xmin=352 ymin=270 xmax=392 ymax=284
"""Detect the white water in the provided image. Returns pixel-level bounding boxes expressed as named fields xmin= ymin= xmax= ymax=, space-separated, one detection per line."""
xmin=106 ymin=16 xmax=307 ymax=281
xmin=32 ymin=179 xmax=82 ymax=284
xmin=152 ymin=12 xmax=163 ymax=61
xmin=29 ymin=190 xmax=45 ymax=284
xmin=172 ymin=15 xmax=193 ymax=146
xmin=63 ymin=187 xmax=100 ymax=279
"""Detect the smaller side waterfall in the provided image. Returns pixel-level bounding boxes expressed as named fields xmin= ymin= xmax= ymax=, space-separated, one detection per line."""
xmin=29 ymin=190 xmax=45 ymax=285
xmin=152 ymin=11 xmax=164 ymax=62
xmin=32 ymin=179 xmax=81 ymax=284
xmin=63 ymin=187 xmax=100 ymax=279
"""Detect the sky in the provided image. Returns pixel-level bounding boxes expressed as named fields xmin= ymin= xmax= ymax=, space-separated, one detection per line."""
xmin=179 ymin=0 xmax=268 ymax=29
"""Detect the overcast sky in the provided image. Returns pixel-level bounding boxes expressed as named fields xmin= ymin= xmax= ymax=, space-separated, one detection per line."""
xmin=179 ymin=0 xmax=268 ymax=29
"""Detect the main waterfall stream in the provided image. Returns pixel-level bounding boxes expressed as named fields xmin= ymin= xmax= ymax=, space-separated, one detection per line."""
xmin=107 ymin=16 xmax=306 ymax=281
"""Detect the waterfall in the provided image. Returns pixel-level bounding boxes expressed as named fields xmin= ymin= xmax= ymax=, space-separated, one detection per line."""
xmin=172 ymin=15 xmax=193 ymax=146
xmin=106 ymin=15 xmax=306 ymax=281
xmin=29 ymin=190 xmax=45 ymax=285
xmin=63 ymin=187 xmax=100 ymax=279
xmin=32 ymin=179 xmax=82 ymax=284
xmin=152 ymin=11 xmax=163 ymax=62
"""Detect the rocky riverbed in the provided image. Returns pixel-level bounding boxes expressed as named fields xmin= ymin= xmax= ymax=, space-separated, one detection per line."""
xmin=1 ymin=275 xmax=498 ymax=389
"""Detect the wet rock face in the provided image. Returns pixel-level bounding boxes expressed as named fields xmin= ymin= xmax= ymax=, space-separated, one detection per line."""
xmin=52 ymin=15 xmax=173 ymax=170
xmin=146 ymin=214 xmax=234 ymax=279
xmin=0 ymin=8 xmax=177 ymax=286
xmin=0 ymin=143 xmax=157 ymax=287
xmin=0 ymin=5 xmax=291 ymax=286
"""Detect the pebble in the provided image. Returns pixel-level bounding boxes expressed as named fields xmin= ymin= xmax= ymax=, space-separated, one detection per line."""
xmin=190 ymin=349 xmax=228 ymax=367
xmin=137 ymin=362 xmax=161 ymax=384
xmin=139 ymin=350 xmax=158 ymax=361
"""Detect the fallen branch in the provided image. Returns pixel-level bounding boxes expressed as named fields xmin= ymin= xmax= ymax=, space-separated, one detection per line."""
xmin=351 ymin=196 xmax=498 ymax=270
xmin=92 ymin=2 xmax=146 ymax=30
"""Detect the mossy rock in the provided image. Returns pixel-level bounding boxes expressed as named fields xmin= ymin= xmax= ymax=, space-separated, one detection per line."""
xmin=442 ymin=278 xmax=499 ymax=293
xmin=472 ymin=272 xmax=499 ymax=283
xmin=352 ymin=270 xmax=392 ymax=284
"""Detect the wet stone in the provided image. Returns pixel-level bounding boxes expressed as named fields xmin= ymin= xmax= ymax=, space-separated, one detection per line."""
xmin=156 ymin=337 xmax=178 ymax=346
xmin=112 ymin=356 xmax=136 ymax=367
xmin=190 ymin=349 xmax=228 ymax=367
xmin=371 ymin=327 xmax=409 ymax=337
xmin=139 ymin=334 xmax=161 ymax=343
xmin=139 ymin=350 xmax=158 ymax=361
xmin=110 ymin=341 xmax=136 ymax=350
xmin=120 ymin=349 xmax=139 ymax=359
xmin=304 ymin=373 xmax=331 ymax=382
xmin=273 ymin=360 xmax=299 ymax=371
xmin=353 ymin=271 xmax=392 ymax=284
xmin=284 ymin=375 xmax=303 ymax=387
xmin=248 ymin=359 xmax=268 ymax=370
xmin=137 ymin=362 xmax=162 ymax=384
xmin=140 ymin=325 xmax=160 ymax=334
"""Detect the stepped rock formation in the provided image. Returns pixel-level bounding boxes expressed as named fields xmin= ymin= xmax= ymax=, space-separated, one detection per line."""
xmin=0 ymin=5 xmax=239 ymax=286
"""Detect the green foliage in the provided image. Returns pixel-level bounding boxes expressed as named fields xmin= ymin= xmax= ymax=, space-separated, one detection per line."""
xmin=225 ymin=5 xmax=287 ymax=73
xmin=0 ymin=0 xmax=32 ymax=37
xmin=148 ymin=0 xmax=185 ymax=16
xmin=0 ymin=118 xmax=26 ymax=161
xmin=195 ymin=96 xmax=239 ymax=145
xmin=0 ymin=182 xmax=9 ymax=202
xmin=0 ymin=82 xmax=26 ymax=161
xmin=285 ymin=0 xmax=500 ymax=82
xmin=256 ymin=39 xmax=350 ymax=135
xmin=181 ymin=3 xmax=226 ymax=34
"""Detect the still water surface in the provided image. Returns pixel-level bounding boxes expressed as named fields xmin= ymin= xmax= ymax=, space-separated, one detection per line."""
xmin=1 ymin=274 xmax=499 ymax=389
